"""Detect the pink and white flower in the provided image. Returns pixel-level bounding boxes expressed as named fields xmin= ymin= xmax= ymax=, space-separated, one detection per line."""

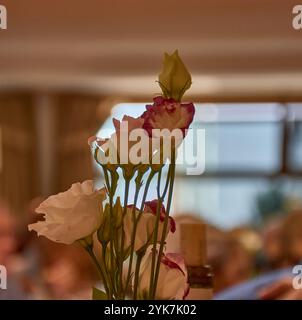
xmin=123 ymin=200 xmax=176 ymax=252
xmin=90 ymin=115 xmax=157 ymax=167
xmin=137 ymin=250 xmax=189 ymax=300
xmin=144 ymin=200 xmax=176 ymax=233
xmin=142 ymin=96 xmax=195 ymax=137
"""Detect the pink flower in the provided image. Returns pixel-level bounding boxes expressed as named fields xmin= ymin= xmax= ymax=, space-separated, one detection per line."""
xmin=137 ymin=250 xmax=189 ymax=300
xmin=87 ymin=135 xmax=97 ymax=146
xmin=144 ymin=200 xmax=176 ymax=233
xmin=123 ymin=201 xmax=175 ymax=252
xmin=142 ymin=96 xmax=195 ymax=137
xmin=104 ymin=115 xmax=145 ymax=163
xmin=90 ymin=115 xmax=158 ymax=168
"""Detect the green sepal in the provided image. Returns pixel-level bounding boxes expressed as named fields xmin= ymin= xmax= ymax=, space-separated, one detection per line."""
xmin=92 ymin=287 xmax=108 ymax=300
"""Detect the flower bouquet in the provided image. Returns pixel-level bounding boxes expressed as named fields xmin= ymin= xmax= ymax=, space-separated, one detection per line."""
xmin=29 ymin=51 xmax=195 ymax=300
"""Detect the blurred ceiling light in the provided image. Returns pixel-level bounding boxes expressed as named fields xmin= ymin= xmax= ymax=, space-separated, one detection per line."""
xmin=0 ymin=73 xmax=302 ymax=99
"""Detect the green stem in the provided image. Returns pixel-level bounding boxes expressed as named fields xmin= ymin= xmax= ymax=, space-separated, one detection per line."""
xmin=94 ymin=148 xmax=111 ymax=192
xmin=102 ymin=165 xmax=111 ymax=192
xmin=108 ymin=170 xmax=118 ymax=298
xmin=118 ymin=178 xmax=130 ymax=296
xmin=101 ymin=242 xmax=113 ymax=299
xmin=122 ymin=172 xmax=143 ymax=298
xmin=148 ymin=169 xmax=164 ymax=298
xmin=126 ymin=170 xmax=155 ymax=296
xmin=133 ymin=251 xmax=145 ymax=300
xmin=151 ymin=162 xmax=176 ymax=299
xmin=86 ymin=245 xmax=110 ymax=297
xmin=161 ymin=167 xmax=171 ymax=199
xmin=125 ymin=170 xmax=155 ymax=297
xmin=156 ymin=169 xmax=162 ymax=198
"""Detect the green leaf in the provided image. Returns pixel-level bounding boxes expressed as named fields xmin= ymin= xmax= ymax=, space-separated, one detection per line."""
xmin=92 ymin=287 xmax=108 ymax=300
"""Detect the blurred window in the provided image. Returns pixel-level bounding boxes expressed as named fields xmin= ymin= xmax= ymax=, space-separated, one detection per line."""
xmin=178 ymin=103 xmax=284 ymax=173
xmin=95 ymin=102 xmax=302 ymax=229
xmin=288 ymin=104 xmax=302 ymax=172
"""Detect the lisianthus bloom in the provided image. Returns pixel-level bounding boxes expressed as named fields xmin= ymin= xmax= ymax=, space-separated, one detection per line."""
xmin=28 ymin=180 xmax=106 ymax=245
xmin=90 ymin=116 xmax=161 ymax=170
xmin=136 ymin=250 xmax=189 ymax=300
xmin=144 ymin=200 xmax=176 ymax=233
xmin=142 ymin=96 xmax=195 ymax=140
xmin=110 ymin=115 xmax=146 ymax=164
xmin=90 ymin=115 xmax=144 ymax=164
xmin=123 ymin=200 xmax=175 ymax=252
xmin=158 ymin=50 xmax=192 ymax=102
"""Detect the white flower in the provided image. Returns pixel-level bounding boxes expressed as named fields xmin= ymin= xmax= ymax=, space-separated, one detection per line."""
xmin=28 ymin=180 xmax=106 ymax=245
xmin=137 ymin=249 xmax=189 ymax=300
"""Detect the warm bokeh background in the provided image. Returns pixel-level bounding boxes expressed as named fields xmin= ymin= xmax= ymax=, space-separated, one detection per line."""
xmin=1 ymin=0 xmax=302 ymax=299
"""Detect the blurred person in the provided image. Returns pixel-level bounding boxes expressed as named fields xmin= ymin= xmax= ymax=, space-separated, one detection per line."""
xmin=259 ymin=277 xmax=302 ymax=300
xmin=229 ymin=227 xmax=262 ymax=257
xmin=9 ymin=198 xmax=49 ymax=299
xmin=280 ymin=209 xmax=302 ymax=266
xmin=0 ymin=201 xmax=16 ymax=265
xmin=40 ymin=242 xmax=98 ymax=300
xmin=215 ymin=210 xmax=302 ymax=300
xmin=0 ymin=200 xmax=27 ymax=299
xmin=229 ymin=226 xmax=264 ymax=275
xmin=260 ymin=217 xmax=285 ymax=271
xmin=208 ymin=230 xmax=254 ymax=293
xmin=214 ymin=265 xmax=293 ymax=300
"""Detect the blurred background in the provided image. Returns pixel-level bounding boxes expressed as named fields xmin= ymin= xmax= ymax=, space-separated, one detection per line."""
xmin=1 ymin=0 xmax=302 ymax=299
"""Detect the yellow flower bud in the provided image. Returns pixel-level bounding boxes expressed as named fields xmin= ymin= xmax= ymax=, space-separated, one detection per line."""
xmin=158 ymin=50 xmax=192 ymax=101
